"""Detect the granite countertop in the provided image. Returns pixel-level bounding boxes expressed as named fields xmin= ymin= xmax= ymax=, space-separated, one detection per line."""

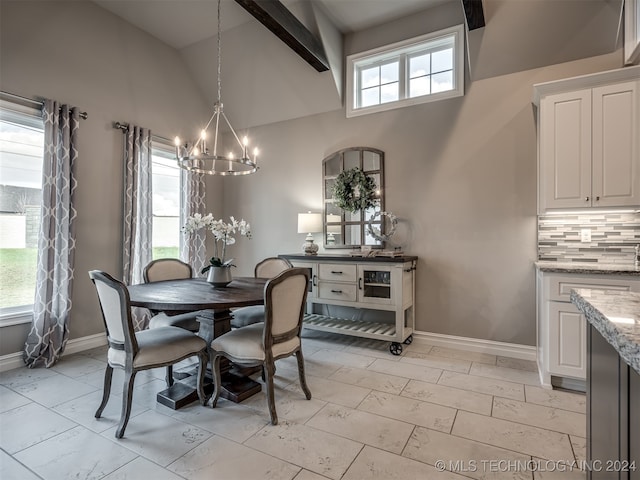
xmin=279 ymin=253 xmax=418 ymax=263
xmin=570 ymin=288 xmax=640 ymax=375
xmin=536 ymin=261 xmax=640 ymax=276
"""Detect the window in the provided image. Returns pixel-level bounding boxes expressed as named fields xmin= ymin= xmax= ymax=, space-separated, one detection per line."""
xmin=151 ymin=144 xmax=180 ymax=260
xmin=0 ymin=105 xmax=44 ymax=321
xmin=346 ymin=25 xmax=464 ymax=117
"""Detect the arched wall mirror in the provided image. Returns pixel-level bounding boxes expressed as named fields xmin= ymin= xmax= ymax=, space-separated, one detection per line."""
xmin=323 ymin=147 xmax=385 ymax=249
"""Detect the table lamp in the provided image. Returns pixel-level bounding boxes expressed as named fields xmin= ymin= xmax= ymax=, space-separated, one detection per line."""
xmin=297 ymin=212 xmax=322 ymax=255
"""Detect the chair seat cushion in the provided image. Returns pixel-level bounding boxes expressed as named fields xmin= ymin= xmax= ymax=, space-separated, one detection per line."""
xmin=149 ymin=311 xmax=202 ymax=332
xmin=108 ymin=327 xmax=206 ymax=368
xmin=230 ymin=305 xmax=265 ymax=328
xmin=211 ymin=323 xmax=300 ymax=362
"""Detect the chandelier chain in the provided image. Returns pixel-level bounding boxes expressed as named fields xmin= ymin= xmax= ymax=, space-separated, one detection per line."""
xmin=217 ymin=0 xmax=222 ymax=104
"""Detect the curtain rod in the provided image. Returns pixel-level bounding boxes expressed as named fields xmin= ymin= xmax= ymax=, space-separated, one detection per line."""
xmin=113 ymin=121 xmax=172 ymax=145
xmin=0 ymin=91 xmax=88 ymax=119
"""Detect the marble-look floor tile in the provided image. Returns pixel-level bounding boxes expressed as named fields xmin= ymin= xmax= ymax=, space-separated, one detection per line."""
xmin=497 ymin=356 xmax=538 ymax=372
xmin=452 ymin=411 xmax=575 ymax=461
xmin=570 ymin=436 xmax=586 ymax=463
xmin=240 ymin=386 xmax=326 ymax=423
xmin=53 ymin=390 xmax=148 ymax=433
xmin=429 ymin=346 xmax=497 ymax=365
xmin=0 ymin=449 xmax=40 ymax=480
xmin=50 ymin=353 xmax=106 ymax=377
xmin=0 ymin=402 xmax=76 ymax=454
xmin=534 ymin=471 xmax=586 ymax=479
xmin=404 ymin=340 xmax=433 ymax=354
xmin=169 ymin=398 xmax=268 ymax=443
xmin=401 ymin=379 xmax=493 ymax=415
xmin=102 ymin=410 xmax=211 ymax=466
xmin=111 ymin=378 xmax=179 ymax=415
xmin=358 ymin=390 xmax=456 ymax=433
xmin=403 ymin=426 xmax=531 ymax=480
xmin=525 ymin=386 xmax=586 ymax=414
xmin=294 ymin=469 xmax=332 ymax=480
xmin=277 ymin=355 xmax=342 ymax=379
xmin=400 ymin=352 xmax=472 ymax=374
xmin=469 ymin=363 xmax=540 ymax=386
xmin=78 ymin=345 xmax=108 ymax=360
xmin=244 ymin=420 xmax=363 ymax=480
xmin=343 ymin=445 xmax=468 ymax=480
xmin=0 ymin=384 xmax=31 ymax=413
xmin=329 ymin=366 xmax=409 ymax=394
xmin=0 ymin=365 xmax=61 ymax=389
xmin=167 ymin=434 xmax=300 ymax=480
xmin=367 ymin=358 xmax=442 ymax=384
xmin=307 ymin=403 xmax=414 ymax=454
xmin=309 ymin=349 xmax=377 ymax=369
xmin=76 ymin=365 xmax=156 ymax=390
xmin=492 ymin=397 xmax=585 ymax=437
xmin=284 ymin=373 xmax=371 ymax=408
xmin=15 ymin=425 xmax=137 ymax=480
xmin=343 ymin=338 xmax=403 ymax=360
xmin=300 ymin=330 xmax=352 ymax=351
xmin=12 ymin=373 xmax=98 ymax=407
xmin=103 ymin=457 xmax=185 ymax=480
xmin=438 ymin=370 xmax=525 ymax=401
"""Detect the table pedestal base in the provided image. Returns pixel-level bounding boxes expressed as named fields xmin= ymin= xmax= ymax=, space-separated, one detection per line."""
xmin=156 ymin=308 xmax=262 ymax=410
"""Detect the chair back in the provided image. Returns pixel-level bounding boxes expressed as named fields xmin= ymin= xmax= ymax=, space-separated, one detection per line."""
xmin=144 ymin=258 xmax=192 ymax=283
xmin=263 ymin=268 xmax=309 ymax=349
xmin=255 ymin=257 xmax=292 ymax=279
xmin=89 ymin=270 xmax=137 ymax=353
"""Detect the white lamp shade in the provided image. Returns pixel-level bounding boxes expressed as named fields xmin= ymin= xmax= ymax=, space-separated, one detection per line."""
xmin=297 ymin=212 xmax=322 ymax=234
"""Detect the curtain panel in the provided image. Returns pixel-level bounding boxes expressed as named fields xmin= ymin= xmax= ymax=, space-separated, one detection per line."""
xmin=180 ymin=170 xmax=207 ymax=275
xmin=24 ymin=100 xmax=79 ymax=368
xmin=122 ymin=126 xmax=152 ymax=331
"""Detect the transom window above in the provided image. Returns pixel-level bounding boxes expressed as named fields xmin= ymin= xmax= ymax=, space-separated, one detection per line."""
xmin=347 ymin=25 xmax=464 ymax=117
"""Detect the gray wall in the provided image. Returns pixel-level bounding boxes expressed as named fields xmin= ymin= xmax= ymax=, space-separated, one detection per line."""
xmin=0 ymin=1 xmax=222 ymax=356
xmin=0 ymin=0 xmax=624 ymax=357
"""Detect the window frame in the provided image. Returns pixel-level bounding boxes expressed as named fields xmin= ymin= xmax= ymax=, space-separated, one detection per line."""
xmin=0 ymin=101 xmax=44 ymax=326
xmin=346 ymin=24 xmax=465 ymax=118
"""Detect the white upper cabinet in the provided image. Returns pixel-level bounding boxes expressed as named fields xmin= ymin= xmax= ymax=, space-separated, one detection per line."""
xmin=534 ymin=66 xmax=640 ymax=213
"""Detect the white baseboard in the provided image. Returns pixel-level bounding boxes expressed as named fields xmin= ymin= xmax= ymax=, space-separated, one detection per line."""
xmin=412 ymin=330 xmax=537 ymax=361
xmin=0 ymin=333 xmax=107 ymax=372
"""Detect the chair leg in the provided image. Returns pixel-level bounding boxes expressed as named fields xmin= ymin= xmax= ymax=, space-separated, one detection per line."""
xmin=210 ymin=354 xmax=222 ymax=408
xmin=116 ymin=369 xmax=137 ymax=439
xmin=196 ymin=351 xmax=207 ymax=406
xmin=165 ymin=365 xmax=174 ymax=387
xmin=264 ymin=361 xmax=278 ymax=425
xmin=295 ymin=350 xmax=312 ymax=400
xmin=95 ymin=365 xmax=114 ymax=418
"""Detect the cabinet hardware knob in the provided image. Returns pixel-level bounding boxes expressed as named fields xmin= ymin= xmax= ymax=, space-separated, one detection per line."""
xmin=585 ymin=197 xmax=589 ymax=202
xmin=358 ymin=278 xmax=363 ymax=289
xmin=596 ymin=196 xmax=600 ymax=201
xmin=330 ymin=289 xmax=343 ymax=294
xmin=312 ymin=275 xmax=317 ymax=287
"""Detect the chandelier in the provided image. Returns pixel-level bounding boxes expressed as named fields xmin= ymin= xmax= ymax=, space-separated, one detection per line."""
xmin=174 ymin=0 xmax=259 ymax=175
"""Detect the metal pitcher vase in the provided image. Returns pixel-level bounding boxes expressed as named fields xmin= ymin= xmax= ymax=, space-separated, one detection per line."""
xmin=206 ymin=266 xmax=232 ymax=288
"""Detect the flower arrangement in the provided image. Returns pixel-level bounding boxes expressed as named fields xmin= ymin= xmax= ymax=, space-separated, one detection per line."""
xmin=331 ymin=167 xmax=378 ymax=213
xmin=182 ymin=214 xmax=251 ymax=273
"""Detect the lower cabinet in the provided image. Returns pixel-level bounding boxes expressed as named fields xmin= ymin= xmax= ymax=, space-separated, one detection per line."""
xmin=587 ymin=324 xmax=640 ymax=480
xmin=537 ymin=272 xmax=640 ymax=387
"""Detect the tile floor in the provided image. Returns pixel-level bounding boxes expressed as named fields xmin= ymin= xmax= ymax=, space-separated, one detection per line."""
xmin=0 ymin=331 xmax=587 ymax=480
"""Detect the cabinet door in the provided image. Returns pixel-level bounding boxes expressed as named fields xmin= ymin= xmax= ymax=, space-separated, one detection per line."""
xmin=592 ymin=80 xmax=640 ymax=208
xmin=290 ymin=261 xmax=317 ymax=300
xmin=357 ymin=265 xmax=395 ymax=306
xmin=539 ymin=89 xmax=592 ymax=211
xmin=548 ymin=302 xmax=586 ymax=379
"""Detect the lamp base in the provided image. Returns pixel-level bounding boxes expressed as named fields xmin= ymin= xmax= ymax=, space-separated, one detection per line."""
xmin=302 ymin=240 xmax=319 ymax=255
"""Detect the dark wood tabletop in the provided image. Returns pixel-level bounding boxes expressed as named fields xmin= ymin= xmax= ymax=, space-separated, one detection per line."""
xmin=127 ymin=277 xmax=266 ymax=312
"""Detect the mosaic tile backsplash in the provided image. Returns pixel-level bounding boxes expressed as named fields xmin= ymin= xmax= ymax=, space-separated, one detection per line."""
xmin=538 ymin=211 xmax=640 ymax=264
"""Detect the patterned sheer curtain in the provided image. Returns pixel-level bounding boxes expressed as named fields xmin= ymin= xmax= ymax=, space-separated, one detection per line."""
xmin=24 ymin=100 xmax=79 ymax=368
xmin=180 ymin=169 xmax=207 ymax=276
xmin=122 ymin=125 xmax=152 ymax=331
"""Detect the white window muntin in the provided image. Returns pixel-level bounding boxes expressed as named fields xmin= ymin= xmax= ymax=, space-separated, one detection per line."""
xmin=347 ymin=25 xmax=464 ymax=118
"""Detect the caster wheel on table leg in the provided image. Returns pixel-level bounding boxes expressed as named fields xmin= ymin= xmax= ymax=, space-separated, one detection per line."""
xmin=403 ymin=335 xmax=413 ymax=345
xmin=389 ymin=342 xmax=403 ymax=356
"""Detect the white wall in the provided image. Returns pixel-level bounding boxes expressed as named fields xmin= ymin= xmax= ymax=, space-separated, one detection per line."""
xmin=0 ymin=0 xmax=222 ymax=355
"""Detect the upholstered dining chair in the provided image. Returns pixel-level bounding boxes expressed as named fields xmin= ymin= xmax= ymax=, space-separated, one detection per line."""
xmin=230 ymin=257 xmax=293 ymax=328
xmin=210 ymin=268 xmax=311 ymax=425
xmin=88 ymin=270 xmax=208 ymax=438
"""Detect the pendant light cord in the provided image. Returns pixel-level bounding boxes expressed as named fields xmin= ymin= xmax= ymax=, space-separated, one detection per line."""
xmin=217 ymin=0 xmax=222 ymax=104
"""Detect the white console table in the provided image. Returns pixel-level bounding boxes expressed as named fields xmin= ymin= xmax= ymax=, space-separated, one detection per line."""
xmin=279 ymin=254 xmax=417 ymax=355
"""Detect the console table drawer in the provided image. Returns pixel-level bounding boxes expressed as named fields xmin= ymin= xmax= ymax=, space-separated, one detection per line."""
xmin=318 ymin=283 xmax=357 ymax=302
xmin=318 ymin=264 xmax=357 ymax=282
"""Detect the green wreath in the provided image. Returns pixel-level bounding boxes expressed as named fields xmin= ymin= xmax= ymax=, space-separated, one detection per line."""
xmin=331 ymin=168 xmax=377 ymax=213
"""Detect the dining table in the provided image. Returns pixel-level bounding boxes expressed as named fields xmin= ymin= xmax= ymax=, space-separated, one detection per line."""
xmin=127 ymin=276 xmax=267 ymax=409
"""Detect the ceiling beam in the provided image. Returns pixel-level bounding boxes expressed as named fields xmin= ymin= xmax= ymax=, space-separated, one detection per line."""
xmin=234 ymin=0 xmax=329 ymax=72
xmin=461 ymin=0 xmax=485 ymax=30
